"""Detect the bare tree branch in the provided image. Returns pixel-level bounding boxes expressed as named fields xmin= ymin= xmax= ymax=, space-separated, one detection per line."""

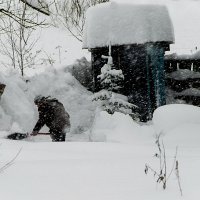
xmin=51 ymin=0 xmax=109 ymax=42
xmin=0 ymin=148 xmax=22 ymax=173
xmin=19 ymin=0 xmax=50 ymax=16
xmin=0 ymin=0 xmax=49 ymax=29
xmin=0 ymin=2 xmax=42 ymax=76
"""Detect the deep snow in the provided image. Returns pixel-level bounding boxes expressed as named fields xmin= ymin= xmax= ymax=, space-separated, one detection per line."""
xmin=0 ymin=67 xmax=200 ymax=200
xmin=0 ymin=105 xmax=200 ymax=200
xmin=0 ymin=0 xmax=200 ymax=199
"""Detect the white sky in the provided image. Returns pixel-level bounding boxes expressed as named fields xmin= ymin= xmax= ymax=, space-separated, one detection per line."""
xmin=113 ymin=0 xmax=200 ymax=54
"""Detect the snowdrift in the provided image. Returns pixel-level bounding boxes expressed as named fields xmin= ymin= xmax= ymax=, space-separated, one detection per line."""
xmin=153 ymin=104 xmax=200 ymax=147
xmin=91 ymin=111 xmax=155 ymax=144
xmin=0 ymin=67 xmax=96 ymax=138
xmin=1 ymin=64 xmax=200 ymax=146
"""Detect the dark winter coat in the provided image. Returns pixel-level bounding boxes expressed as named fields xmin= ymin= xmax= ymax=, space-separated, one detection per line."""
xmin=33 ymin=99 xmax=70 ymax=134
xmin=0 ymin=83 xmax=6 ymax=99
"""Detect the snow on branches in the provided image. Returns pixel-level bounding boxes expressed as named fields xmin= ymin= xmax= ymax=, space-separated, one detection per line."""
xmin=93 ymin=90 xmax=138 ymax=118
xmin=98 ymin=43 xmax=124 ymax=92
xmin=97 ymin=61 xmax=124 ymax=92
xmin=93 ymin=44 xmax=139 ymax=120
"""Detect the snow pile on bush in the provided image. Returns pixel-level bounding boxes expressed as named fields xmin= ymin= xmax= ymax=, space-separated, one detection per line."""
xmin=90 ymin=111 xmax=155 ymax=144
xmin=89 ymin=103 xmax=200 ymax=146
xmin=65 ymin=57 xmax=93 ymax=91
xmin=153 ymin=104 xmax=200 ymax=147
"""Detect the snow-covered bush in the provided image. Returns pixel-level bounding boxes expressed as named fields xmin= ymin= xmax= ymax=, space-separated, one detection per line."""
xmin=97 ymin=59 xmax=124 ymax=92
xmin=93 ymin=90 xmax=138 ymax=118
xmin=93 ymin=45 xmax=139 ymax=119
xmin=67 ymin=57 xmax=93 ymax=91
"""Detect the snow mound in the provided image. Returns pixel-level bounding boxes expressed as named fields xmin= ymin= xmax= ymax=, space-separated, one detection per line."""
xmin=0 ymin=71 xmax=35 ymax=132
xmin=153 ymin=104 xmax=200 ymax=147
xmin=0 ymin=66 xmax=96 ymax=138
xmin=91 ymin=111 xmax=154 ymax=144
xmin=153 ymin=104 xmax=200 ymax=134
xmin=167 ymin=69 xmax=200 ymax=80
xmin=164 ymin=123 xmax=200 ymax=147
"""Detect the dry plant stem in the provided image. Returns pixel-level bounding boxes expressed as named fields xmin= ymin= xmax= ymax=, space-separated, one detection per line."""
xmin=162 ymin=141 xmax=167 ymax=189
xmin=0 ymin=148 xmax=22 ymax=173
xmin=167 ymin=146 xmax=178 ymax=180
xmin=156 ymin=134 xmax=162 ymax=172
xmin=145 ymin=164 xmax=166 ymax=187
xmin=175 ymin=160 xmax=183 ymax=196
xmin=155 ymin=135 xmax=166 ymax=188
xmin=146 ymin=135 xmax=180 ymax=191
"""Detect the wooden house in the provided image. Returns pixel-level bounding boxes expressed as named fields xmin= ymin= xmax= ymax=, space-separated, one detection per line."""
xmin=83 ymin=2 xmax=174 ymax=121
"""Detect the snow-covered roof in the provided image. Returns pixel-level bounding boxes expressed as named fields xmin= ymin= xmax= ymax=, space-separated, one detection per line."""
xmin=167 ymin=69 xmax=200 ymax=80
xmin=83 ymin=2 xmax=174 ymax=49
xmin=177 ymin=88 xmax=200 ymax=97
xmin=165 ymin=50 xmax=200 ymax=60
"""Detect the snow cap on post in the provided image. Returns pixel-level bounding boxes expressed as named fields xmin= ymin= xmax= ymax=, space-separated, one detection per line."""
xmin=83 ymin=2 xmax=174 ymax=49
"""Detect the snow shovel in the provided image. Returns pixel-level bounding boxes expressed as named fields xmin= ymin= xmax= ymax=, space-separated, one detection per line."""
xmin=6 ymin=132 xmax=50 ymax=140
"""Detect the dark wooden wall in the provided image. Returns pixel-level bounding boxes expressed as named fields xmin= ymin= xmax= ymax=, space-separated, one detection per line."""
xmin=165 ymin=58 xmax=200 ymax=106
xmin=91 ymin=43 xmax=167 ymax=122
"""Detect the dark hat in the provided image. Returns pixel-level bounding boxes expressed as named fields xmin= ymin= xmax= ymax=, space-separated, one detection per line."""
xmin=34 ymin=95 xmax=46 ymax=104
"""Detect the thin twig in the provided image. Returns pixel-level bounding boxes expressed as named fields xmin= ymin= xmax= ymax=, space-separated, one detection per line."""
xmin=145 ymin=164 xmax=166 ymax=186
xmin=0 ymin=147 xmax=22 ymax=173
xmin=162 ymin=140 xmax=167 ymax=189
xmin=175 ymin=160 xmax=183 ymax=196
xmin=167 ymin=146 xmax=178 ymax=180
xmin=20 ymin=0 xmax=50 ymax=16
xmin=145 ymin=134 xmax=181 ymax=192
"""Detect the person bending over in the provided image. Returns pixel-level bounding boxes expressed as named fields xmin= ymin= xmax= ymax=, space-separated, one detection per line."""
xmin=31 ymin=96 xmax=70 ymax=142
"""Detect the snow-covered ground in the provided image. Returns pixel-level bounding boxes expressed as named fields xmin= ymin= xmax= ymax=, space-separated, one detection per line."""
xmin=0 ymin=1 xmax=200 ymax=199
xmin=0 ymin=67 xmax=200 ymax=200
xmin=0 ymin=106 xmax=200 ymax=200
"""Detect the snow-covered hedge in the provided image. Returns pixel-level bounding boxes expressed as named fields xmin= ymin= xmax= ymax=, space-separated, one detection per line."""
xmin=66 ymin=57 xmax=93 ymax=91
